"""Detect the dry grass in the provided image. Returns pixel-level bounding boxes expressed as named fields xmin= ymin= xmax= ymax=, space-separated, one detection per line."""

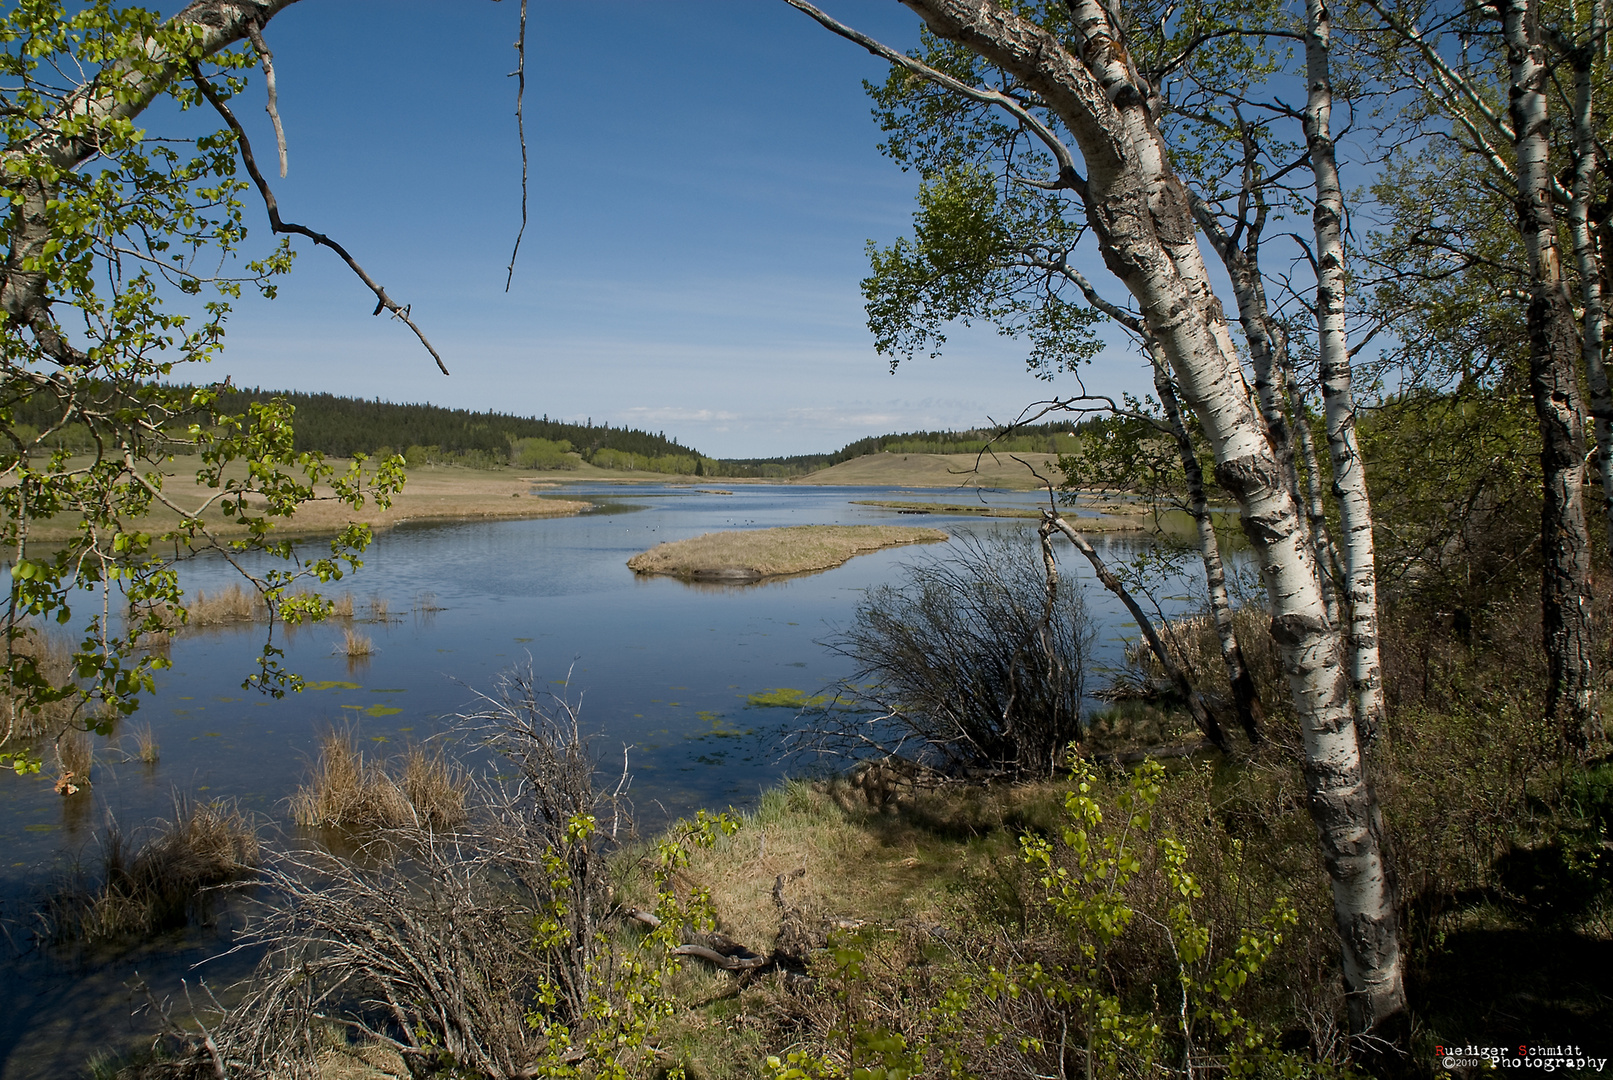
xmin=362 ymin=595 xmax=391 ymax=623
xmin=5 ymin=453 xmax=592 ymax=544
xmin=42 ymin=796 xmax=259 ymax=942
xmin=131 ymin=722 xmax=159 ymax=764
xmin=1 ymin=628 xmax=80 ymax=746
xmin=186 ymin=582 xmax=267 ymax=626
xmin=338 ymin=626 xmax=373 ymax=658
xmin=1117 ymin=605 xmax=1283 ymax=708
xmin=627 ymin=524 xmax=946 ymax=582
xmin=54 ymin=727 xmax=93 ymax=794
xmin=290 ymin=731 xmax=467 ymax=830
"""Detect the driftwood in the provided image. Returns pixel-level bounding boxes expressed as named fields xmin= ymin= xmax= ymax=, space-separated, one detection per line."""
xmin=621 ymin=868 xmax=850 ymax=979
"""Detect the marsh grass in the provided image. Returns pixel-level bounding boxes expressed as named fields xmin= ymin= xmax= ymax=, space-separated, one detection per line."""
xmin=339 ymin=626 xmax=373 ymax=658
xmin=0 ymin=627 xmax=78 ymax=746
xmin=42 ymin=796 xmax=259 ymax=943
xmin=362 ymin=595 xmax=394 ymax=623
xmin=627 ymin=524 xmax=946 ymax=581
xmin=54 ymin=727 xmax=92 ymax=794
xmin=187 ymin=582 xmax=266 ymax=626
xmin=290 ymin=731 xmax=467 ymax=830
xmin=131 ymin=722 xmax=159 ymax=764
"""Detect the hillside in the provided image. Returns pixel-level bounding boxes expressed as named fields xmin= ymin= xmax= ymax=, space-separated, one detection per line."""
xmin=791 ymin=451 xmax=1065 ymax=490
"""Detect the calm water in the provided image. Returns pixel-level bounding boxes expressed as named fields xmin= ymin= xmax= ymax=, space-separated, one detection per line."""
xmin=0 ymin=482 xmax=1185 ymax=1076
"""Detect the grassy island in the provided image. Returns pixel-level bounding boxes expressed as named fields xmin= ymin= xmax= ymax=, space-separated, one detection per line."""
xmin=626 ymin=524 xmax=946 ymax=582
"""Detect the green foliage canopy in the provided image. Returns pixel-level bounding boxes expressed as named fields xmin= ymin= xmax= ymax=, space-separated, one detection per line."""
xmin=0 ymin=1 xmax=403 ymax=774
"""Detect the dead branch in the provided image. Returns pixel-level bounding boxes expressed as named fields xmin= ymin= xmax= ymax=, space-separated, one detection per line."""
xmin=243 ymin=20 xmax=286 ymax=178
xmin=1039 ymin=511 xmax=1230 ymax=753
xmin=505 ymin=0 xmax=529 ymax=290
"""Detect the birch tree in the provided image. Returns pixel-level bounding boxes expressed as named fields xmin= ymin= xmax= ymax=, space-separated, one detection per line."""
xmin=1364 ymin=0 xmax=1606 ymax=752
xmin=784 ymin=0 xmax=1405 ymax=1036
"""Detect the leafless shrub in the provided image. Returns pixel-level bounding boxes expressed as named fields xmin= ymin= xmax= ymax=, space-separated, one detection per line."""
xmin=214 ymin=836 xmax=539 ymax=1079
xmin=41 ymin=796 xmax=259 ymax=943
xmin=813 ymin=530 xmax=1094 ymax=777
xmin=201 ymin=672 xmax=666 ymax=1078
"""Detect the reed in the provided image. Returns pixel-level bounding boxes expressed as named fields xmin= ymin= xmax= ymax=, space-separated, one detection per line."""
xmin=364 ymin=595 xmax=392 ymax=623
xmin=290 ymin=731 xmax=466 ymax=830
xmin=0 ymin=628 xmax=76 ymax=745
xmin=42 ymin=796 xmax=259 ymax=942
xmin=54 ymin=728 xmax=92 ymax=794
xmin=186 ymin=583 xmax=266 ymax=626
xmin=340 ymin=627 xmax=374 ymax=658
xmin=131 ymin=722 xmax=159 ymax=765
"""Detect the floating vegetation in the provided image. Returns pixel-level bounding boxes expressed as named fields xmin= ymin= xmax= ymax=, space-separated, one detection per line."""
xmin=746 ymin=687 xmax=831 ymax=709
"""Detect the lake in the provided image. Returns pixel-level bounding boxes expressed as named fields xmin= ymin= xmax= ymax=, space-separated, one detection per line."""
xmin=0 ymin=481 xmax=1200 ymax=1076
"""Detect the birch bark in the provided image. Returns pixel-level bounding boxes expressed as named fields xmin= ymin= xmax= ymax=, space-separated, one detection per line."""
xmin=1562 ymin=40 xmax=1613 ymax=592
xmin=1304 ymin=0 xmax=1384 ymax=742
xmin=891 ymin=0 xmax=1404 ymax=1033
xmin=1147 ymin=342 xmax=1265 ymax=743
xmin=1502 ymin=0 xmax=1601 ymax=749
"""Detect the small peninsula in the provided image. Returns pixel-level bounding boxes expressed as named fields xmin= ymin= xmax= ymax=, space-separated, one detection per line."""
xmin=627 ymin=524 xmax=946 ymax=582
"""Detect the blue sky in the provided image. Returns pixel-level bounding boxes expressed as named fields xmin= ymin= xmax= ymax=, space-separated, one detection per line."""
xmin=194 ymin=1 xmax=1148 ymax=457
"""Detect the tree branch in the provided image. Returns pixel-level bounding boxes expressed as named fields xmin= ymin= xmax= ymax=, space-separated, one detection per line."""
xmin=505 ymin=0 xmax=529 ymax=291
xmin=780 ymin=0 xmax=1087 ymax=193
xmin=190 ymin=68 xmax=451 ymax=376
xmin=244 ymin=20 xmax=287 ymax=178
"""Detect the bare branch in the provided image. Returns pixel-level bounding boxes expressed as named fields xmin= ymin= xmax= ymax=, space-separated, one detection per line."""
xmin=244 ymin=20 xmax=287 ymax=178
xmin=190 ymin=69 xmax=451 ymax=376
xmin=780 ymin=0 xmax=1086 ymax=193
xmin=505 ymin=0 xmax=529 ymax=291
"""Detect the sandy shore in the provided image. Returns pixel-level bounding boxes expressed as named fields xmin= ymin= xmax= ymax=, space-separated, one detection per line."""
xmin=4 ymin=458 xmax=591 ymax=543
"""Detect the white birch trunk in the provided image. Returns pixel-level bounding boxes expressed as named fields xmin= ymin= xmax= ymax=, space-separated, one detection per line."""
xmin=1304 ymin=0 xmax=1384 ymax=742
xmin=1148 ymin=342 xmax=1265 ymax=742
xmin=892 ymin=0 xmax=1404 ymax=1033
xmin=1563 ymin=42 xmax=1613 ymax=579
xmin=1 ymin=0 xmax=305 ymax=327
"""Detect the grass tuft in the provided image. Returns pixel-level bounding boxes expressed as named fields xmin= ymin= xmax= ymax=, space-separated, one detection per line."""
xmin=54 ymin=728 xmax=92 ymax=794
xmin=339 ymin=627 xmax=374 ymax=658
xmin=291 ymin=731 xmax=466 ymax=830
xmin=131 ymin=722 xmax=158 ymax=764
xmin=42 ymin=796 xmax=258 ymax=942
